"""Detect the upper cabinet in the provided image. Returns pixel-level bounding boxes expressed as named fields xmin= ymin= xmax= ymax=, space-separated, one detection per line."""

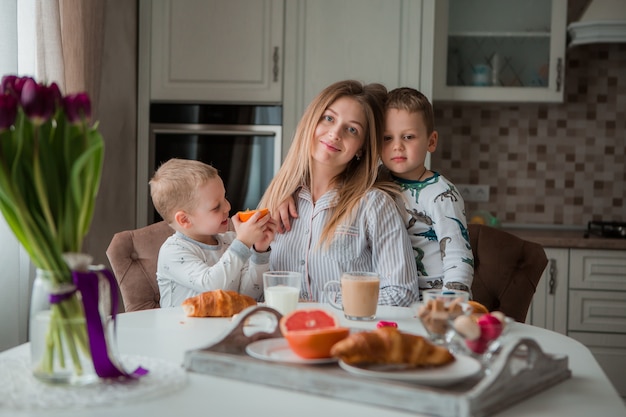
xmin=149 ymin=0 xmax=284 ymax=103
xmin=282 ymin=0 xmax=433 ymax=143
xmin=432 ymin=0 xmax=567 ymax=103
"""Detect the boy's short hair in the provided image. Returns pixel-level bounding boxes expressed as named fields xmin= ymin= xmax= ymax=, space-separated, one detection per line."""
xmin=386 ymin=87 xmax=435 ymax=135
xmin=149 ymin=158 xmax=218 ymax=223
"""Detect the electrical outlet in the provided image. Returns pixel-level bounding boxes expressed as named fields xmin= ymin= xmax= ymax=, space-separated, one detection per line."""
xmin=457 ymin=184 xmax=490 ymax=202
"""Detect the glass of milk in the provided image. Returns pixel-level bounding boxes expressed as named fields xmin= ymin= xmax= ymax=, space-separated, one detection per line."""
xmin=263 ymin=271 xmax=302 ymax=315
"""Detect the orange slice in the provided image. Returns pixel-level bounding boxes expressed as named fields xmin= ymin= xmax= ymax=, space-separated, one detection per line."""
xmin=468 ymin=300 xmax=489 ymax=316
xmin=237 ymin=208 xmax=269 ymax=222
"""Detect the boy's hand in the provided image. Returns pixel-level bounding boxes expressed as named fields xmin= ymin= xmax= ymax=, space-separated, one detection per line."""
xmin=254 ymin=216 xmax=277 ymax=252
xmin=275 ymin=196 xmax=298 ymax=233
xmin=231 ymin=211 xmax=274 ymax=249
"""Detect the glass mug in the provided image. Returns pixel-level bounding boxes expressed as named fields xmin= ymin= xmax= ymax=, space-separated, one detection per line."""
xmin=323 ymin=272 xmax=380 ymax=321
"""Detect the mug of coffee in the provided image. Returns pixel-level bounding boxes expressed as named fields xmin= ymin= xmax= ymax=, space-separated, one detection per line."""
xmin=323 ymin=272 xmax=380 ymax=321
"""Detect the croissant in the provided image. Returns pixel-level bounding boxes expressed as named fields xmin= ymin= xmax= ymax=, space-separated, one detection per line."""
xmin=330 ymin=327 xmax=454 ymax=367
xmin=182 ymin=289 xmax=257 ymax=317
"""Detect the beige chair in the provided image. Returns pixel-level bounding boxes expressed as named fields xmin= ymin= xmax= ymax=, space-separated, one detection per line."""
xmin=106 ymin=221 xmax=174 ymax=312
xmin=468 ymin=224 xmax=548 ymax=323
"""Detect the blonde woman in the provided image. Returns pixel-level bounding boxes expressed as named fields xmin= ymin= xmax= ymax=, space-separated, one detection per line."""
xmin=259 ymin=80 xmax=419 ymax=306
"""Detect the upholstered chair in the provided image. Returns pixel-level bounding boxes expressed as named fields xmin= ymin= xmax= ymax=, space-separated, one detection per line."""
xmin=468 ymin=224 xmax=548 ymax=322
xmin=106 ymin=221 xmax=174 ymax=312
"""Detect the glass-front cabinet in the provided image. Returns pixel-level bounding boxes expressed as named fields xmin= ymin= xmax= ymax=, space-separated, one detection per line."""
xmin=432 ymin=0 xmax=567 ymax=102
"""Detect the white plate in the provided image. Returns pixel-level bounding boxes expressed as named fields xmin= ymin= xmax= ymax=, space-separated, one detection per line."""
xmin=338 ymin=354 xmax=481 ymax=386
xmin=245 ymin=338 xmax=337 ymax=365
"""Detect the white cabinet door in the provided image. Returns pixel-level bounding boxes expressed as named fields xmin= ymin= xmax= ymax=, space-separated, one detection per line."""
xmin=527 ymin=247 xmax=568 ymax=334
xmin=282 ymin=0 xmax=430 ymax=147
xmin=432 ymin=0 xmax=566 ymax=102
xmin=569 ymin=332 xmax=626 ymax=398
xmin=149 ymin=0 xmax=284 ymax=103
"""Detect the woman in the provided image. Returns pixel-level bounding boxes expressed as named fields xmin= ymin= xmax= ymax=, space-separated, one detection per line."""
xmin=259 ymin=80 xmax=418 ymax=306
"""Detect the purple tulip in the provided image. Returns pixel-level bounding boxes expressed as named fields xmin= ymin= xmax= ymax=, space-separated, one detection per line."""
xmin=0 ymin=93 xmax=18 ymax=130
xmin=0 ymin=75 xmax=18 ymax=95
xmin=1 ymin=75 xmax=35 ymax=98
xmin=19 ymin=78 xmax=59 ymax=124
xmin=63 ymin=93 xmax=92 ymax=123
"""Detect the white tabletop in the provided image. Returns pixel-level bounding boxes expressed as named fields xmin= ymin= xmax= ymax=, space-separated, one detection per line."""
xmin=1 ymin=304 xmax=625 ymax=417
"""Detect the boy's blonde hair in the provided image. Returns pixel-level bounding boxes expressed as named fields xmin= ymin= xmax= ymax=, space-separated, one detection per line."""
xmin=259 ymin=80 xmax=388 ymax=246
xmin=149 ymin=158 xmax=218 ymax=223
xmin=386 ymin=87 xmax=435 ymax=135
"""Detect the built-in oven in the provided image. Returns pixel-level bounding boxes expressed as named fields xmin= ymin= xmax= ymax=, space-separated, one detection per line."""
xmin=148 ymin=103 xmax=282 ymax=223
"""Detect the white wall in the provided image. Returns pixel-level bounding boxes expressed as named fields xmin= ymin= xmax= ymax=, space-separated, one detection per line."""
xmin=0 ymin=218 xmax=34 ymax=352
xmin=0 ymin=0 xmax=37 ymax=352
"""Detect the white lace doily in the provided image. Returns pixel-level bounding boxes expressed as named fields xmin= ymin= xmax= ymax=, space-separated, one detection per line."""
xmin=0 ymin=354 xmax=188 ymax=410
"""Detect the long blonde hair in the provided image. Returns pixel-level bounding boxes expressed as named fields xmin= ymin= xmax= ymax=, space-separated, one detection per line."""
xmin=259 ymin=80 xmax=387 ymax=245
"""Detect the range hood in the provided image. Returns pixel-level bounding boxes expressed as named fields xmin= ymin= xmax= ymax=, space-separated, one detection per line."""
xmin=568 ymin=0 xmax=626 ymax=47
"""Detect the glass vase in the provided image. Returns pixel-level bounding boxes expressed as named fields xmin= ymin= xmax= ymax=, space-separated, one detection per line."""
xmin=29 ymin=269 xmax=97 ymax=385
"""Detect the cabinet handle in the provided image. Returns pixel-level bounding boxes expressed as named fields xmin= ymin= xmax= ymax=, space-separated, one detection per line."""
xmin=548 ymin=258 xmax=557 ymax=295
xmin=555 ymin=58 xmax=563 ymax=92
xmin=273 ymin=46 xmax=280 ymax=82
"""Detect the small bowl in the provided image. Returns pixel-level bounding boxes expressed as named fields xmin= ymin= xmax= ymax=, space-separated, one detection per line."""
xmin=414 ymin=289 xmax=471 ymax=345
xmin=450 ymin=312 xmax=514 ymax=364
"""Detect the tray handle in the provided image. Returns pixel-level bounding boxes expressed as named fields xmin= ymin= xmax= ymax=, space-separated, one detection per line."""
xmin=467 ymin=337 xmax=571 ymax=416
xmin=199 ymin=305 xmax=284 ymax=354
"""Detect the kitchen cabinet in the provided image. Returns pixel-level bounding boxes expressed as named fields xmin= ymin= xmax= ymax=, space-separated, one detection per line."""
xmin=527 ymin=248 xmax=568 ymax=334
xmin=431 ymin=0 xmax=567 ymax=102
xmin=567 ymin=249 xmax=626 ymax=397
xmin=281 ymin=0 xmax=435 ymax=145
xmin=529 ymin=247 xmax=626 ymax=397
xmin=148 ymin=0 xmax=284 ymax=103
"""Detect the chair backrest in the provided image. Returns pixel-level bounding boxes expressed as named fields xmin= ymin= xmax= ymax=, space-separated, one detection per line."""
xmin=468 ymin=224 xmax=548 ymax=323
xmin=106 ymin=221 xmax=175 ymax=312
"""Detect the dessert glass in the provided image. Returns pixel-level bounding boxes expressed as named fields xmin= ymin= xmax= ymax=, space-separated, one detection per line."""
xmin=414 ymin=289 xmax=471 ymax=345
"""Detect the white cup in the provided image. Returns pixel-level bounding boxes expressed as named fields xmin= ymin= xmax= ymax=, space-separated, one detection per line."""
xmin=323 ymin=272 xmax=380 ymax=321
xmin=263 ymin=271 xmax=302 ymax=316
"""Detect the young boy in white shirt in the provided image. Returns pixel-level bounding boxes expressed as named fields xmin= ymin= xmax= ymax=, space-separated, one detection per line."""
xmin=150 ymin=158 xmax=276 ymax=307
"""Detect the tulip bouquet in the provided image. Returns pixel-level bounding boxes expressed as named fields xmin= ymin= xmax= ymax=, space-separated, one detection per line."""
xmin=0 ymin=75 xmax=104 ymax=380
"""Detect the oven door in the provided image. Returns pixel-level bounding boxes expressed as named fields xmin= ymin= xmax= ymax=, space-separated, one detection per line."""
xmin=149 ymin=124 xmax=281 ymax=223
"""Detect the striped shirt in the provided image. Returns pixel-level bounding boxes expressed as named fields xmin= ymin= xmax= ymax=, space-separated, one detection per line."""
xmin=270 ymin=186 xmax=420 ymax=306
xmin=157 ymin=231 xmax=269 ymax=307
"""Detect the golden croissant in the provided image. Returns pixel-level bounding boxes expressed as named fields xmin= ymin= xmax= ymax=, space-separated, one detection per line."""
xmin=182 ymin=289 xmax=257 ymax=317
xmin=330 ymin=326 xmax=454 ymax=367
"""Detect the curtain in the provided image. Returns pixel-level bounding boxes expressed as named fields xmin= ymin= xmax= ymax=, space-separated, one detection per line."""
xmin=36 ymin=0 xmax=106 ymax=116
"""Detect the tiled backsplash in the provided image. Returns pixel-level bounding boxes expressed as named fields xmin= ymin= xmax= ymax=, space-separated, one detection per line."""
xmin=431 ymin=42 xmax=625 ymax=227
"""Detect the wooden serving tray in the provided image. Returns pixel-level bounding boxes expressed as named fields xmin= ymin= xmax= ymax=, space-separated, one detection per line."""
xmin=183 ymin=306 xmax=571 ymax=417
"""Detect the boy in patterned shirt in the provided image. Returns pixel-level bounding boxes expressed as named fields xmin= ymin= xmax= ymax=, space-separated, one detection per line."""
xmin=380 ymin=87 xmax=474 ymax=295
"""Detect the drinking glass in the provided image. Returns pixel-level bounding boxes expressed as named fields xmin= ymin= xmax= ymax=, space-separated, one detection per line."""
xmin=263 ymin=271 xmax=302 ymax=316
xmin=323 ymin=272 xmax=380 ymax=321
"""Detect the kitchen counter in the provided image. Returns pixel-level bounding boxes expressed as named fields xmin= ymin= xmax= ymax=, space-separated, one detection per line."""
xmin=501 ymin=227 xmax=626 ymax=250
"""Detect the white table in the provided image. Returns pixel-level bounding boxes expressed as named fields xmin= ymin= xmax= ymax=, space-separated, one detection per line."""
xmin=1 ymin=304 xmax=625 ymax=417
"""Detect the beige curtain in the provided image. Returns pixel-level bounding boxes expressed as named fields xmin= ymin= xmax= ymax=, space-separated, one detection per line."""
xmin=36 ymin=0 xmax=106 ymax=117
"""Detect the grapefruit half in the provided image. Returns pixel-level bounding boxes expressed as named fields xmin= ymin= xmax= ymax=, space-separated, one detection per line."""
xmin=279 ymin=309 xmax=350 ymax=359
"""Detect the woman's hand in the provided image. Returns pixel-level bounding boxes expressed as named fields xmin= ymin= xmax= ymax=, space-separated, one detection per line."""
xmin=275 ymin=195 xmax=298 ymax=233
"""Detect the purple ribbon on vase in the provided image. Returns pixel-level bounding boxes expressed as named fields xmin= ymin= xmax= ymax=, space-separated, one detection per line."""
xmin=50 ymin=267 xmax=148 ymax=379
